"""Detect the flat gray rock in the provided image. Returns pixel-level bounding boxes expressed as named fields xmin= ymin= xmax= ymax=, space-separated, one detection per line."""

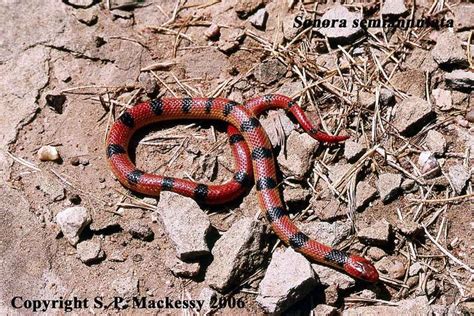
xmin=432 ymin=88 xmax=453 ymax=111
xmin=257 ymin=248 xmax=317 ymax=313
xmin=448 ymin=164 xmax=470 ymax=194
xmin=445 ymin=70 xmax=474 ymax=91
xmin=377 ymin=173 xmax=401 ymax=203
xmin=355 ymin=180 xmax=378 ymax=211
xmin=311 ymin=263 xmax=355 ymax=290
xmin=425 ymin=130 xmax=447 ymax=155
xmin=157 ymin=192 xmax=211 ymax=260
xmin=249 ymin=8 xmax=268 ymax=29
xmin=255 ymin=59 xmax=287 ymax=85
xmin=343 ymin=296 xmax=432 ymax=315
xmin=344 ymin=140 xmax=366 ymax=162
xmin=56 ymin=206 xmax=91 ymax=246
xmin=76 ymin=239 xmax=104 ymax=264
xmin=380 ymin=0 xmax=407 ymax=16
xmin=260 ymin=109 xmax=296 ymax=148
xmin=317 ymin=5 xmax=363 ymax=44
xmin=358 ymin=219 xmax=392 ymax=246
xmin=166 ymin=257 xmax=201 ymax=278
xmin=452 ymin=4 xmax=474 ymax=31
xmin=392 ymin=97 xmax=434 ymax=136
xmin=431 ymin=32 xmax=468 ymax=68
xmin=300 ymin=221 xmax=351 ymax=247
xmin=206 ymin=218 xmax=269 ymax=292
xmin=277 ymin=131 xmax=319 ymax=180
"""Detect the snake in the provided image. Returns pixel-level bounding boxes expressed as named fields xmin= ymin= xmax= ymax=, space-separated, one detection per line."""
xmin=106 ymin=94 xmax=379 ymax=282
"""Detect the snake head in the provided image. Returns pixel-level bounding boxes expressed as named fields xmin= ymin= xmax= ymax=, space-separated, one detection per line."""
xmin=345 ymin=255 xmax=379 ymax=283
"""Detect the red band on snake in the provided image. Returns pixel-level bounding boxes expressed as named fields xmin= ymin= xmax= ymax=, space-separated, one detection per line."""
xmin=106 ymin=94 xmax=379 ymax=282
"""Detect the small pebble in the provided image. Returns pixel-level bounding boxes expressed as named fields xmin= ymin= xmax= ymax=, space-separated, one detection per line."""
xmin=70 ymin=157 xmax=80 ymax=166
xmin=204 ymin=23 xmax=220 ymax=40
xmin=128 ymin=222 xmax=154 ymax=241
xmin=37 ymin=145 xmax=60 ymax=161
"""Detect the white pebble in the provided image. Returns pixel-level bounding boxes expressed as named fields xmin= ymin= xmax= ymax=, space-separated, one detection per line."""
xmin=37 ymin=145 xmax=60 ymax=161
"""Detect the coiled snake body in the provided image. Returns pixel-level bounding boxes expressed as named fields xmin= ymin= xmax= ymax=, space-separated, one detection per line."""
xmin=106 ymin=94 xmax=379 ymax=282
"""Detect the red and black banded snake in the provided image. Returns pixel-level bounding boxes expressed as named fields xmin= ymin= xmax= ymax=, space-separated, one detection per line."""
xmin=106 ymin=94 xmax=379 ymax=282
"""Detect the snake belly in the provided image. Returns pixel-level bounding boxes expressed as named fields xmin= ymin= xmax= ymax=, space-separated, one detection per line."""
xmin=106 ymin=94 xmax=379 ymax=282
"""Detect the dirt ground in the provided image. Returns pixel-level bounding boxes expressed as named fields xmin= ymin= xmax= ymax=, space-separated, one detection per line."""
xmin=0 ymin=0 xmax=472 ymax=315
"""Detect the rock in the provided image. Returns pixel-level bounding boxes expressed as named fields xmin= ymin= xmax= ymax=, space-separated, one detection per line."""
xmin=380 ymin=0 xmax=407 ymax=16
xmin=324 ymin=284 xmax=339 ymax=306
xmin=401 ymin=179 xmax=416 ymax=192
xmin=257 ymin=248 xmax=317 ymax=313
xmin=65 ymin=0 xmax=95 ymax=8
xmin=344 ymin=140 xmax=366 ymax=162
xmin=355 ymin=180 xmax=377 ymax=211
xmin=312 ymin=263 xmax=355 ymax=290
xmin=432 ymin=88 xmax=452 ymax=111
xmin=37 ymin=145 xmax=60 ymax=161
xmin=301 ymin=221 xmax=351 ymax=247
xmin=138 ymin=72 xmax=158 ymax=95
xmin=343 ymin=296 xmax=432 ymax=315
xmin=452 ymin=4 xmax=474 ymax=31
xmin=112 ymin=274 xmax=139 ymax=298
xmin=56 ymin=206 xmax=91 ymax=245
xmin=375 ymin=256 xmax=406 ymax=279
xmin=157 ymin=192 xmax=211 ymax=260
xmin=111 ymin=9 xmax=133 ymax=19
xmin=425 ymin=130 xmax=447 ymax=155
xmin=312 ymin=304 xmax=337 ymax=316
xmin=448 ymin=164 xmax=470 ymax=194
xmin=108 ymin=250 xmax=126 ymax=262
xmin=431 ymin=32 xmax=468 ymax=68
xmin=235 ymin=0 xmax=263 ymax=19
xmin=166 ymin=257 xmax=200 ymax=278
xmin=396 ymin=219 xmax=422 ymax=237
xmin=198 ymin=287 xmax=219 ymax=314
xmin=283 ymin=14 xmax=300 ymax=41
xmin=355 ymin=289 xmax=377 ymax=299
xmin=357 ymin=219 xmax=392 ymax=246
xmin=426 ymin=280 xmax=437 ymax=296
xmin=73 ymin=9 xmax=98 ymax=26
xmin=466 ymin=109 xmax=474 ymax=123
xmin=405 ymin=48 xmax=438 ymax=73
xmin=283 ymin=185 xmax=310 ymax=208
xmin=393 ymin=97 xmax=434 ymax=136
xmin=76 ymin=239 xmax=104 ymax=264
xmin=249 ymin=8 xmax=268 ymax=29
xmin=45 ymin=94 xmax=66 ymax=113
xmin=204 ymin=23 xmax=220 ymax=40
xmin=377 ymin=173 xmax=402 ymax=203
xmin=207 ymin=218 xmax=269 ymax=292
xmin=217 ymin=29 xmax=245 ymax=54
xmin=418 ymin=151 xmax=441 ymax=178
xmin=408 ymin=262 xmax=423 ymax=276
xmin=260 ymin=109 xmax=296 ymax=147
xmin=277 ymin=131 xmax=318 ymax=180
xmin=311 ymin=199 xmax=346 ymax=221
xmin=367 ymin=247 xmax=387 ymax=261
xmin=317 ymin=5 xmax=363 ymax=45
xmin=391 ymin=69 xmax=426 ymax=98
xmin=328 ymin=163 xmax=352 ymax=184
xmin=255 ymin=59 xmax=287 ymax=85
xmin=277 ymin=81 xmax=304 ymax=97
xmin=445 ymin=70 xmax=474 ymax=91
xmin=36 ymin=173 xmax=65 ymax=201
xmin=127 ymin=222 xmax=154 ymax=241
